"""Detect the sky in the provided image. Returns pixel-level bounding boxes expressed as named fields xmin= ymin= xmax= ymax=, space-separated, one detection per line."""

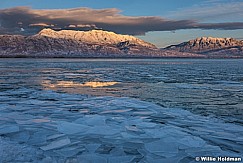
xmin=0 ymin=0 xmax=243 ymax=47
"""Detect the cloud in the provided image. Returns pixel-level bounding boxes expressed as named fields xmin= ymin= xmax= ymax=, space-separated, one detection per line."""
xmin=198 ymin=22 xmax=243 ymax=30
xmin=168 ymin=1 xmax=243 ymax=21
xmin=0 ymin=6 xmax=243 ymax=36
xmin=0 ymin=6 xmax=196 ymax=35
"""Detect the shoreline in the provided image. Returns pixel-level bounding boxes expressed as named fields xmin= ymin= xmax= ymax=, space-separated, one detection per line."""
xmin=1 ymin=56 xmax=243 ymax=59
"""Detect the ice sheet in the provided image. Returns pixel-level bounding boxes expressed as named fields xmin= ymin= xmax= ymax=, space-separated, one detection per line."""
xmin=0 ymin=88 xmax=242 ymax=162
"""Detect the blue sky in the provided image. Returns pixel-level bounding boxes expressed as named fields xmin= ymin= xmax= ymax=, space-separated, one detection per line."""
xmin=0 ymin=0 xmax=243 ymax=47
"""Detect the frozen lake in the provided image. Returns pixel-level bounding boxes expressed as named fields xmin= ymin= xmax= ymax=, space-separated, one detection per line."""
xmin=0 ymin=58 xmax=243 ymax=162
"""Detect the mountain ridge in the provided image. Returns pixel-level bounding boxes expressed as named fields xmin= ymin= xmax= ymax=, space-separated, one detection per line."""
xmin=1 ymin=29 xmax=242 ymax=58
xmin=0 ymin=29 xmax=202 ymax=58
xmin=165 ymin=37 xmax=243 ymax=57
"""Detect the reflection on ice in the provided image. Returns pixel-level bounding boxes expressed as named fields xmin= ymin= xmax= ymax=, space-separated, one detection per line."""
xmin=0 ymin=88 xmax=243 ymax=162
xmin=42 ymin=80 xmax=118 ymax=88
xmin=83 ymin=81 xmax=118 ymax=88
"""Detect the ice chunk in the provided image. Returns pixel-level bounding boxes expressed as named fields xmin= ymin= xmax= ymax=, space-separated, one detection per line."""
xmin=108 ymin=156 xmax=135 ymax=163
xmin=82 ymin=115 xmax=107 ymax=126
xmin=123 ymin=147 xmax=140 ymax=155
xmin=54 ymin=145 xmax=85 ymax=157
xmin=47 ymin=134 xmax=65 ymax=140
xmin=100 ymin=109 xmax=133 ymax=114
xmin=29 ymin=131 xmax=48 ymax=146
xmin=109 ymin=147 xmax=126 ymax=156
xmin=78 ymin=109 xmax=90 ymax=114
xmin=10 ymin=131 xmax=30 ymax=143
xmin=145 ymin=156 xmax=165 ymax=163
xmin=136 ymin=122 xmax=158 ymax=128
xmin=87 ymin=126 xmax=121 ymax=136
xmin=0 ymin=136 xmax=44 ymax=162
xmin=133 ymin=111 xmax=155 ymax=116
xmin=95 ymin=144 xmax=115 ymax=154
xmin=149 ymin=156 xmax=187 ymax=163
xmin=178 ymin=136 xmax=206 ymax=148
xmin=0 ymin=124 xmax=19 ymax=135
xmin=145 ymin=139 xmax=179 ymax=154
xmin=125 ymin=125 xmax=145 ymax=134
xmin=121 ymin=132 xmax=141 ymax=139
xmin=204 ymin=136 xmax=243 ymax=153
xmin=143 ymin=128 xmax=167 ymax=139
xmin=85 ymin=144 xmax=101 ymax=153
xmin=15 ymin=119 xmax=33 ymax=125
xmin=57 ymin=121 xmax=89 ymax=135
xmin=40 ymin=138 xmax=71 ymax=151
xmin=78 ymin=154 xmax=107 ymax=163
xmin=39 ymin=157 xmax=54 ymax=163
xmin=122 ymin=141 xmax=144 ymax=149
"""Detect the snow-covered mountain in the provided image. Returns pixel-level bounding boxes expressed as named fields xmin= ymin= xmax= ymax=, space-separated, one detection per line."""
xmin=165 ymin=37 xmax=243 ymax=57
xmin=0 ymin=29 xmax=201 ymax=58
xmin=38 ymin=29 xmax=156 ymax=48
